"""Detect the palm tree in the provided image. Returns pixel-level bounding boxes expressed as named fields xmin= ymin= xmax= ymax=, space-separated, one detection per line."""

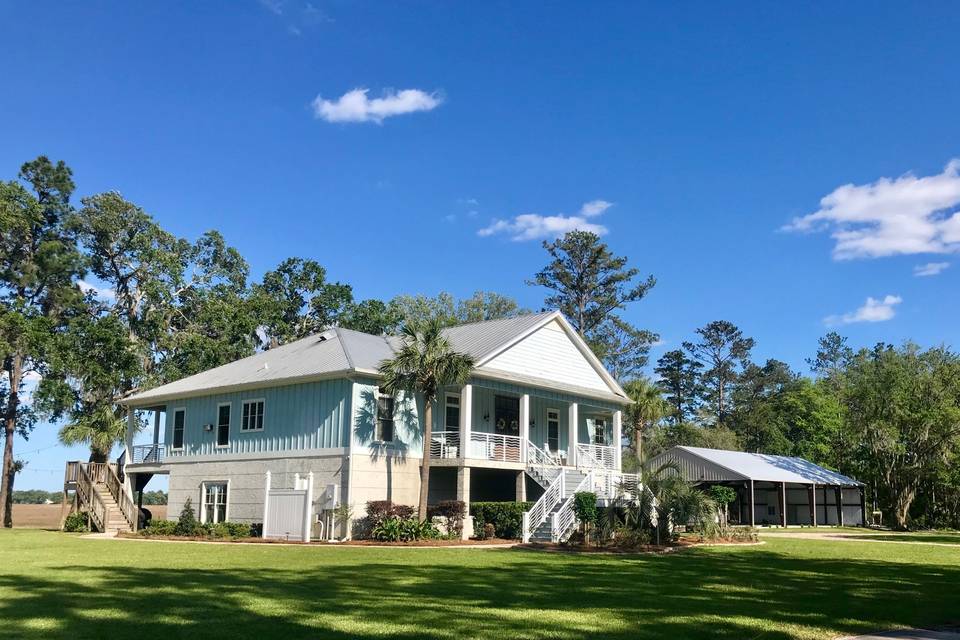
xmin=378 ymin=319 xmax=475 ymax=521
xmin=58 ymin=404 xmax=126 ymax=463
xmin=623 ymin=377 xmax=668 ymax=463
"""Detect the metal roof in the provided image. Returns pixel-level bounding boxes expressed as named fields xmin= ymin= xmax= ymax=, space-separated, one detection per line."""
xmin=125 ymin=311 xmax=626 ymax=406
xmin=657 ymin=446 xmax=862 ymax=486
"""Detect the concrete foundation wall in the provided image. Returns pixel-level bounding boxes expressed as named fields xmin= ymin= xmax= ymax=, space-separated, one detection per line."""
xmin=348 ymin=452 xmax=423 ymax=517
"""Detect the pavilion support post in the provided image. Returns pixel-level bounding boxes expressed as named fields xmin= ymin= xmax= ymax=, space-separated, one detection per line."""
xmin=859 ymin=486 xmax=867 ymax=527
xmin=748 ymin=479 xmax=755 ymax=527
xmin=779 ymin=482 xmax=787 ymax=527
xmin=808 ymin=484 xmax=817 ymax=527
xmin=835 ymin=486 xmax=844 ymax=527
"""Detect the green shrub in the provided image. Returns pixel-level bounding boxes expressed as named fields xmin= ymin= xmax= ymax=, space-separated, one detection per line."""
xmin=357 ymin=500 xmax=416 ymax=539
xmin=63 ymin=511 xmax=89 ymax=533
xmin=428 ymin=500 xmax=466 ymax=538
xmin=174 ymin=498 xmax=200 ymax=536
xmin=209 ymin=523 xmax=231 ymax=539
xmin=225 ymin=522 xmax=252 ymax=538
xmin=142 ymin=520 xmax=177 ymax=536
xmin=470 ymin=502 xmax=533 ymax=540
xmin=371 ymin=517 xmax=439 ymax=542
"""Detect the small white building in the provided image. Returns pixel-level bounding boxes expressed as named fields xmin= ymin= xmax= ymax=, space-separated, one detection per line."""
xmin=649 ymin=446 xmax=865 ymax=527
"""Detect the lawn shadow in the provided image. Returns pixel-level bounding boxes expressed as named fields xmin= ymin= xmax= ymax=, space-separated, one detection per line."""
xmin=1 ymin=542 xmax=960 ymax=639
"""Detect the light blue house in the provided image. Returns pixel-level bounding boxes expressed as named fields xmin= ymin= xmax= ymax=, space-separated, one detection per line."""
xmin=109 ymin=311 xmax=636 ymax=541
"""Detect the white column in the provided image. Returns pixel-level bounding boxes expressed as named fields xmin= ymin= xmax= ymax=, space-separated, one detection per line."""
xmin=568 ymin=402 xmax=579 ymax=467
xmin=123 ymin=408 xmax=137 ymax=495
xmin=460 ymin=384 xmax=472 ymax=460
xmin=262 ymin=471 xmax=271 ymax=538
xmin=519 ymin=393 xmax=530 ymax=462
xmin=612 ymin=409 xmax=623 ymax=471
xmin=303 ymin=471 xmax=315 ymax=542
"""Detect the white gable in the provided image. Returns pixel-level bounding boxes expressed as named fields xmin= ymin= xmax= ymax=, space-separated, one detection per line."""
xmin=479 ymin=319 xmax=610 ymax=392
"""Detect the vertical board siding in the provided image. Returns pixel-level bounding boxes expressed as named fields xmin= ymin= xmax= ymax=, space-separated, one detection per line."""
xmin=351 ymin=379 xmax=424 ymax=458
xmin=164 ymin=378 xmax=351 ymax=458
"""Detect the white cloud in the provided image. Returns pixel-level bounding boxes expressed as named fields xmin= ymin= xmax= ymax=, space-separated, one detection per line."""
xmin=77 ymin=280 xmax=115 ymax=301
xmin=259 ymin=0 xmax=285 ymax=15
xmin=312 ymin=88 xmax=442 ymax=124
xmin=825 ymin=295 xmax=902 ymax=325
xmin=579 ymin=200 xmax=613 ymax=217
xmin=784 ymin=159 xmax=960 ymax=260
xmin=913 ymin=261 xmax=950 ymax=277
xmin=478 ymin=200 xmax=612 ymax=241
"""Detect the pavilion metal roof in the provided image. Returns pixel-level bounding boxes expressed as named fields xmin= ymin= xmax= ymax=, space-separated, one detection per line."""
xmin=654 ymin=446 xmax=863 ymax=486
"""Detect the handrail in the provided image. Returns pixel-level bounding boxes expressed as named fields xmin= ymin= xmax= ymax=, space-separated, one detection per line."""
xmin=75 ymin=464 xmax=106 ymax=532
xmin=522 ymin=470 xmax=565 ymax=543
xmin=468 ymin=432 xmax=524 ymax=463
xmin=526 ymin=441 xmax=560 ymax=467
xmin=131 ymin=443 xmax=166 ymax=464
xmin=551 ymin=471 xmax=593 ymax=542
xmin=428 ymin=431 xmax=461 ymax=459
xmin=104 ymin=463 xmax=138 ymax=530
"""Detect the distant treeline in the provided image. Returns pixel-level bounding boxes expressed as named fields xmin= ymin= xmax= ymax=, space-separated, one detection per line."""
xmin=12 ymin=489 xmax=167 ymax=505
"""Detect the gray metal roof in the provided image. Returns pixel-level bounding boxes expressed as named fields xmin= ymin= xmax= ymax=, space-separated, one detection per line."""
xmin=126 ymin=311 xmax=581 ymax=405
xmin=658 ymin=446 xmax=862 ymax=486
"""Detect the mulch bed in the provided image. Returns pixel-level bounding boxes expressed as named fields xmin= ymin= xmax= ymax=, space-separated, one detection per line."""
xmin=518 ymin=537 xmax=762 ymax=554
xmin=117 ymin=532 xmax=516 ymax=547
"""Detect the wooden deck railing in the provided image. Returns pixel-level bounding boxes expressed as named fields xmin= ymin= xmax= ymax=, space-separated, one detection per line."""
xmin=104 ymin=463 xmax=137 ymax=530
xmin=75 ymin=464 xmax=106 ymax=532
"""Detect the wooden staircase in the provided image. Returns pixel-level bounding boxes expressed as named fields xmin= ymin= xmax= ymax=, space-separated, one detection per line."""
xmin=63 ymin=461 xmax=137 ymax=534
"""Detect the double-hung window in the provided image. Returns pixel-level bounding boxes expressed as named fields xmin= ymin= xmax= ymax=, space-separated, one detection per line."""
xmin=376 ymin=392 xmax=395 ymax=443
xmin=202 ymin=482 xmax=228 ymax=524
xmin=172 ymin=409 xmax=186 ymax=450
xmin=445 ymin=393 xmax=460 ymax=431
xmin=241 ymin=399 xmax=264 ymax=431
xmin=216 ymin=403 xmax=231 ymax=447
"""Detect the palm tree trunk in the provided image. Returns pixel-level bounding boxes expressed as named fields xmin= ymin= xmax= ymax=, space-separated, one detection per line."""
xmin=418 ymin=400 xmax=433 ymax=521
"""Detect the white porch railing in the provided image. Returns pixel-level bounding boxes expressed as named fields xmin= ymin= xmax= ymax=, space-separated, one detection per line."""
xmin=468 ymin=432 xmax=524 ymax=463
xmin=590 ymin=471 xmax=641 ymax=501
xmin=429 ymin=431 xmax=461 ymax=459
xmin=576 ymin=443 xmax=616 ymax=470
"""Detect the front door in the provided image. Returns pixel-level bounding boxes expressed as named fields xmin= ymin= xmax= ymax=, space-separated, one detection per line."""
xmin=494 ymin=395 xmax=520 ymax=436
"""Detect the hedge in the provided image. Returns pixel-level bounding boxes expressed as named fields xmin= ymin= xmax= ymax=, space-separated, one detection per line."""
xmin=470 ymin=502 xmax=533 ymax=540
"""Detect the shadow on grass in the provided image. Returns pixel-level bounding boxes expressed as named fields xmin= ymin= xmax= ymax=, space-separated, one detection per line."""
xmin=845 ymin=534 xmax=960 ymax=545
xmin=1 ymin=544 xmax=959 ymax=639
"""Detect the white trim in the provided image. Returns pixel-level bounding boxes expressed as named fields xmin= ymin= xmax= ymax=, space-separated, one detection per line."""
xmin=215 ymin=402 xmax=232 ymax=448
xmin=170 ymin=407 xmax=187 ymax=451
xmin=472 ymin=368 xmax=630 ymax=405
xmin=444 ymin=392 xmax=461 ymax=431
xmin=374 ymin=388 xmax=396 ymax=444
xmin=240 ymin=398 xmax=266 ymax=432
xmin=546 ymin=408 xmax=560 ymax=452
xmin=200 ymin=479 xmax=230 ymax=524
xmin=136 ymin=447 xmax=350 ymax=466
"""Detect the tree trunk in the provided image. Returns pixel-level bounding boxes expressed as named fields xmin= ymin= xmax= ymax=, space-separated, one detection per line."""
xmin=3 ymin=463 xmax=17 ymax=526
xmin=891 ymin=484 xmax=917 ymax=531
xmin=634 ymin=419 xmax=643 ymax=463
xmin=0 ymin=354 xmax=23 ymax=528
xmin=418 ymin=400 xmax=433 ymax=522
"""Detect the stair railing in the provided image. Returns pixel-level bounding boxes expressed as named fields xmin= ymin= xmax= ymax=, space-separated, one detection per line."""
xmin=521 ymin=470 xmax=565 ymax=543
xmin=104 ymin=463 xmax=138 ymax=530
xmin=75 ymin=464 xmax=106 ymax=532
xmin=550 ymin=471 xmax=593 ymax=543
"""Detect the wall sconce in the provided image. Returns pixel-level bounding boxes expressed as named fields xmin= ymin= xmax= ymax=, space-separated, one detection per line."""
xmin=482 ymin=413 xmax=489 ymax=422
xmin=203 ymin=423 xmax=213 ymax=432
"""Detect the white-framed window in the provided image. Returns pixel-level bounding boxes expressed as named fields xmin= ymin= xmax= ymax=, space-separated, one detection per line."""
xmin=201 ymin=481 xmax=228 ymax=524
xmin=376 ymin=391 xmax=395 ymax=443
xmin=216 ymin=403 xmax=231 ymax=448
xmin=172 ymin=408 xmax=186 ymax=450
xmin=444 ymin=393 xmax=460 ymax=431
xmin=593 ymin=418 xmax=606 ymax=445
xmin=241 ymin=399 xmax=265 ymax=431
xmin=546 ymin=408 xmax=560 ymax=452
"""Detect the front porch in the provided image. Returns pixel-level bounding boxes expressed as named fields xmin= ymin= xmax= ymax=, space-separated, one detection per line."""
xmin=427 ymin=379 xmax=623 ymax=472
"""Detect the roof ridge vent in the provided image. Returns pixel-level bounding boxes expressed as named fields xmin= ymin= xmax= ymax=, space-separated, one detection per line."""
xmin=317 ymin=329 xmax=337 ymax=342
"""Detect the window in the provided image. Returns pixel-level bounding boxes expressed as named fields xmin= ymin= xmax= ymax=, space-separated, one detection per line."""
xmin=241 ymin=399 xmax=264 ymax=431
xmin=592 ymin=418 xmax=606 ymax=445
xmin=216 ymin=403 xmax=231 ymax=447
xmin=494 ymin=395 xmax=520 ymax=436
xmin=547 ymin=409 xmax=560 ymax=452
xmin=445 ymin=393 xmax=460 ymax=431
xmin=172 ymin=409 xmax=185 ymax=450
xmin=376 ymin=392 xmax=395 ymax=442
xmin=202 ymin=482 xmax=227 ymax=524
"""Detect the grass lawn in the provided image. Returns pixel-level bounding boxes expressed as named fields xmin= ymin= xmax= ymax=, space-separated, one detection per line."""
xmin=2 ymin=530 xmax=959 ymax=639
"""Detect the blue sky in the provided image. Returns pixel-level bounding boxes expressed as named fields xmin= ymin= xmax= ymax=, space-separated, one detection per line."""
xmin=3 ymin=2 xmax=959 ymax=489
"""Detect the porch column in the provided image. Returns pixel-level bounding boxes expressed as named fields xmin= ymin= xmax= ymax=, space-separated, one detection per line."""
xmin=568 ymin=403 xmax=579 ymax=467
xmin=779 ymin=482 xmax=787 ymax=527
xmin=516 ymin=471 xmax=526 ymax=502
xmin=612 ymin=409 xmax=623 ymax=471
xmin=808 ymin=484 xmax=817 ymax=527
xmin=457 ymin=467 xmax=471 ymax=513
xmin=460 ymin=384 xmax=472 ymax=461
xmin=519 ymin=393 xmax=530 ymax=462
xmin=748 ymin=479 xmax=755 ymax=527
xmin=123 ymin=409 xmax=136 ymax=496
